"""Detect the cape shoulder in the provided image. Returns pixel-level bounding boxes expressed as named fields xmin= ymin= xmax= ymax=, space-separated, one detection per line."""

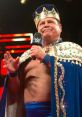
xmin=19 ymin=42 xmax=82 ymax=65
xmin=49 ymin=42 xmax=82 ymax=64
xmin=19 ymin=49 xmax=31 ymax=64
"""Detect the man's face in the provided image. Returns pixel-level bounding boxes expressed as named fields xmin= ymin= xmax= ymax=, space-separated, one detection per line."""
xmin=37 ymin=17 xmax=62 ymax=43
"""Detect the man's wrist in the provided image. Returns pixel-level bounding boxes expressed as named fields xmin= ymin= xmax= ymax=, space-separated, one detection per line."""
xmin=42 ymin=54 xmax=50 ymax=64
xmin=8 ymin=71 xmax=18 ymax=77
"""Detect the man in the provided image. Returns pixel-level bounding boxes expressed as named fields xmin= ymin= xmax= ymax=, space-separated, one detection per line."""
xmin=1 ymin=4 xmax=82 ymax=117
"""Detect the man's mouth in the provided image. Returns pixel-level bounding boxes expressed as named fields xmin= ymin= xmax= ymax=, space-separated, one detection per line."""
xmin=42 ymin=28 xmax=52 ymax=33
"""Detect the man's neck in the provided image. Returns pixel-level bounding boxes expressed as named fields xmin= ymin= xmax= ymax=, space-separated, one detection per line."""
xmin=43 ymin=38 xmax=62 ymax=47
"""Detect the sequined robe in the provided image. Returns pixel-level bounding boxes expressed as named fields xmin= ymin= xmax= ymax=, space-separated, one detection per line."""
xmin=48 ymin=42 xmax=82 ymax=117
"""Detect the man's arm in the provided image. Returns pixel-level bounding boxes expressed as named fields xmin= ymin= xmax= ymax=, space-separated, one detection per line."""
xmin=4 ymin=51 xmax=20 ymax=104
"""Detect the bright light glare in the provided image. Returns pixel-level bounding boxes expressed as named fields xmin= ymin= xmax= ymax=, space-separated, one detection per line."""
xmin=20 ymin=0 xmax=27 ymax=4
xmin=12 ymin=38 xmax=26 ymax=41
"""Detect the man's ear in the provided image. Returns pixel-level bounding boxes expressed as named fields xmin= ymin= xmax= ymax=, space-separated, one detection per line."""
xmin=55 ymin=23 xmax=62 ymax=33
xmin=59 ymin=23 xmax=62 ymax=33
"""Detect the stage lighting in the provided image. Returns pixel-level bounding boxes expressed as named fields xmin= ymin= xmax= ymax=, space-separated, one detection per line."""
xmin=20 ymin=0 xmax=28 ymax=4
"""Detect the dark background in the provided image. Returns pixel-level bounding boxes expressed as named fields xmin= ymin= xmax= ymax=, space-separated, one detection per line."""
xmin=0 ymin=0 xmax=82 ymax=45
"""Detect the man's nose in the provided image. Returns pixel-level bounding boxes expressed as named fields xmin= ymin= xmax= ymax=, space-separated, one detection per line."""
xmin=44 ymin=22 xmax=49 ymax=27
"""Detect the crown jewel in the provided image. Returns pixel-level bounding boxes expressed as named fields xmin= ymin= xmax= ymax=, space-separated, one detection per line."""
xmin=34 ymin=5 xmax=60 ymax=28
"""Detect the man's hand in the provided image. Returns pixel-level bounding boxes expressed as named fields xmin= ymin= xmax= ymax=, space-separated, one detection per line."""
xmin=4 ymin=51 xmax=19 ymax=73
xmin=30 ymin=45 xmax=46 ymax=60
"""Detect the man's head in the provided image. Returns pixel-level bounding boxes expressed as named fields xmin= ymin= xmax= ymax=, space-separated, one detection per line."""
xmin=33 ymin=4 xmax=62 ymax=45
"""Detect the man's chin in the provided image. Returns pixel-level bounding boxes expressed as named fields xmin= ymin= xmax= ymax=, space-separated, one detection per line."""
xmin=42 ymin=34 xmax=57 ymax=44
xmin=43 ymin=33 xmax=52 ymax=39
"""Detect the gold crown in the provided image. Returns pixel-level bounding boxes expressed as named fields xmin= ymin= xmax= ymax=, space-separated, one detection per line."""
xmin=34 ymin=7 xmax=60 ymax=28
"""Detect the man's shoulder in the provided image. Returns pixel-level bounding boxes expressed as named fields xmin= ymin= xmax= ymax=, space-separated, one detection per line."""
xmin=57 ymin=41 xmax=82 ymax=49
xmin=55 ymin=41 xmax=82 ymax=64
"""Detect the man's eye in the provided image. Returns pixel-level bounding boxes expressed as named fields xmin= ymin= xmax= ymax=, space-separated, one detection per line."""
xmin=40 ymin=22 xmax=44 ymax=25
xmin=48 ymin=21 xmax=54 ymax=23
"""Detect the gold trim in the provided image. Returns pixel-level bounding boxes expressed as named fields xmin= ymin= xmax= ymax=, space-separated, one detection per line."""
xmin=58 ymin=62 xmax=66 ymax=117
xmin=53 ymin=45 xmax=60 ymax=117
